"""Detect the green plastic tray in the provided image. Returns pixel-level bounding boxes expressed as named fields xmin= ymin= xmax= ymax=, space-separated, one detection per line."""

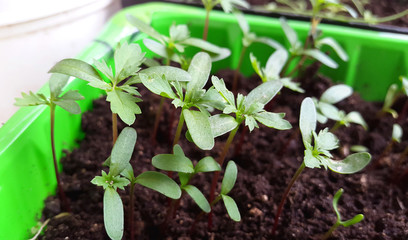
xmin=0 ymin=2 xmax=407 ymax=239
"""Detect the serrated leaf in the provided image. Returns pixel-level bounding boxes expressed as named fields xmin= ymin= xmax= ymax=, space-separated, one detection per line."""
xmin=220 ymin=0 xmax=249 ymax=13
xmin=327 ymin=152 xmax=371 ymax=174
xmin=183 ymin=185 xmax=211 ymax=213
xmin=221 ymin=161 xmax=238 ymax=195
xmin=54 ymin=100 xmax=81 ymax=114
xmin=135 ymin=171 xmax=181 ymax=199
xmin=109 ymin=127 xmax=137 ymax=176
xmin=210 ymin=114 xmax=239 ymax=138
xmin=104 ymin=188 xmax=124 ymax=240
xmin=245 ymin=115 xmax=258 ymax=132
xmin=183 ymin=109 xmax=214 ymax=150
xmin=49 ymin=58 xmax=110 ymax=90
xmin=245 ymin=80 xmax=283 ymax=109
xmin=49 ymin=73 xmax=69 ymax=98
xmin=94 ymin=59 xmax=113 ymax=80
xmin=91 ymin=171 xmax=110 ymax=189
xmin=185 ymin=52 xmax=212 ymax=101
xmin=254 ymin=112 xmax=292 ymax=130
xmin=315 ymin=129 xmax=339 ymax=151
xmin=221 ymin=194 xmax=241 ymax=221
xmin=211 ymin=76 xmax=235 ymax=108
xmin=250 ymin=53 xmax=266 ymax=82
xmin=106 ymin=89 xmax=141 ymax=125
xmin=303 ymin=49 xmax=338 ymax=69
xmin=299 ymin=97 xmax=317 ymax=145
xmin=195 ymin=156 xmax=221 ymax=173
xmin=321 ymin=84 xmax=353 ymax=104
xmin=114 ymin=42 xmax=145 ymax=83
xmin=316 ymin=37 xmax=348 ymax=61
xmin=15 ymin=92 xmax=47 ymax=107
xmin=304 ymin=148 xmax=321 ymax=169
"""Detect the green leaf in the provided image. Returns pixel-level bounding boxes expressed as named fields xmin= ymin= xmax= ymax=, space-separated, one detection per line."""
xmin=139 ymin=73 xmax=176 ymax=99
xmin=54 ymin=100 xmax=81 ymax=114
xmin=254 ymin=112 xmax=292 ymax=130
xmin=195 ymin=156 xmax=221 ymax=173
xmin=234 ymin=10 xmax=249 ymax=34
xmin=245 ymin=80 xmax=283 ymax=109
xmin=342 ymin=214 xmax=364 ymax=227
xmin=320 ymin=84 xmax=353 ymax=104
xmin=140 ymin=66 xmax=191 ymax=82
xmin=254 ymin=36 xmax=284 ymax=50
xmin=183 ymin=185 xmax=211 ymax=213
xmin=127 ymin=15 xmax=165 ymax=44
xmin=211 ymin=76 xmax=236 ymax=107
xmin=318 ymin=102 xmax=342 ymax=121
xmin=143 ymin=38 xmax=174 ymax=61
xmin=299 ymin=97 xmax=317 ymax=145
xmin=327 ymin=152 xmax=371 ymax=174
xmin=210 ymin=114 xmax=239 ymax=138
xmin=135 ymin=171 xmax=181 ymax=199
xmin=221 ymin=161 xmax=238 ymax=195
xmin=114 ymin=42 xmax=145 ymax=83
xmin=345 ymin=111 xmax=367 ymax=130
xmin=49 ymin=58 xmax=110 ymax=90
xmin=59 ymin=90 xmax=84 ymax=101
xmin=201 ymin=88 xmax=228 ymax=111
xmin=279 ymin=17 xmax=299 ymax=49
xmin=221 ymin=194 xmax=241 ymax=221
xmin=109 ymin=127 xmax=137 ymax=176
xmin=49 ymin=73 xmax=69 ymax=98
xmin=170 ymin=24 xmax=190 ymax=42
xmin=106 ymin=89 xmax=141 ymax=125
xmin=315 ymin=129 xmax=339 ymax=152
xmin=182 ymin=38 xmax=231 ymax=62
xmin=245 ymin=115 xmax=259 ymax=132
xmin=316 ymin=37 xmax=348 ymax=62
xmin=183 ymin=109 xmax=214 ymax=150
xmin=152 ymin=148 xmax=194 ymax=173
xmin=303 ymin=49 xmax=338 ymax=69
xmin=265 ymin=49 xmax=288 ymax=80
xmin=91 ymin=171 xmax=110 ymax=189
xmin=250 ymin=53 xmax=266 ymax=82
xmin=220 ymin=0 xmax=249 ymax=13
xmin=94 ymin=59 xmax=113 ymax=80
xmin=304 ymin=148 xmax=322 ymax=169
xmin=281 ymin=78 xmax=305 ymax=93
xmin=120 ymin=163 xmax=135 ymax=181
xmin=186 ymin=52 xmax=211 ymax=102
xmin=103 ymin=188 xmax=124 ymax=240
xmin=392 ymin=124 xmax=403 ymax=143
xmin=15 ymin=92 xmax=48 ymax=107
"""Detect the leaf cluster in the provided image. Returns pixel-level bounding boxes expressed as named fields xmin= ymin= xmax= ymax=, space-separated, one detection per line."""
xmin=299 ymin=97 xmax=371 ymax=173
xmin=202 ymin=0 xmax=249 ymax=13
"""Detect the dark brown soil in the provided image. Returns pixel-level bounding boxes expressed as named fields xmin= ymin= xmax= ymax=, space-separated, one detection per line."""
xmin=39 ymin=63 xmax=408 ymax=239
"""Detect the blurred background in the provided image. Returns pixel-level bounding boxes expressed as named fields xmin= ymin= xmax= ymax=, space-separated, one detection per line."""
xmin=0 ymin=0 xmax=122 ymax=125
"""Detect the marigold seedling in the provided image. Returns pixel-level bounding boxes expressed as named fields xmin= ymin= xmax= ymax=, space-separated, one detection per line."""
xmin=15 ymin=73 xmax=84 ymax=212
xmin=322 ymin=188 xmax=364 ymax=240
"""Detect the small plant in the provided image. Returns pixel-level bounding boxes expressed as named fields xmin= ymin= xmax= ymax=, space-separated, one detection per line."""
xmin=91 ymin=127 xmax=181 ymax=240
xmin=49 ymin=42 xmax=145 ymax=143
xmin=272 ymin=97 xmax=371 ymax=235
xmin=313 ymin=84 xmax=367 ymax=131
xmin=322 ymin=188 xmax=364 ymax=240
xmin=201 ymin=0 xmax=249 ymax=40
xmin=15 ymin=73 xmax=84 ymax=212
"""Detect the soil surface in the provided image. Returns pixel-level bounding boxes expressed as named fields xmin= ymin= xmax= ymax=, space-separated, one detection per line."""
xmin=40 ymin=64 xmax=408 ymax=239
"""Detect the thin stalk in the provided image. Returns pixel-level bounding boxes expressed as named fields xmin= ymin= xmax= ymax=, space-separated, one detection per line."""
xmin=129 ymin=182 xmax=136 ymax=240
xmin=50 ymin=104 xmax=70 ymax=212
xmin=280 ymin=54 xmax=295 ymax=77
xmin=286 ymin=54 xmax=309 ymax=78
xmin=203 ymin=9 xmax=210 ymax=41
xmin=208 ymin=126 xmax=239 ymax=229
xmin=232 ymin=46 xmax=247 ymax=94
xmin=112 ymin=113 xmax=118 ymax=144
xmin=172 ymin=110 xmax=185 ymax=147
xmin=330 ymin=121 xmax=342 ymax=133
xmin=272 ymin=162 xmax=306 ymax=236
xmin=322 ymin=222 xmax=340 ymax=240
xmin=151 ymin=97 xmax=165 ymax=145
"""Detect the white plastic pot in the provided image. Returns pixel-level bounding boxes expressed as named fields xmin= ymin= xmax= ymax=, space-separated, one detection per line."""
xmin=0 ymin=0 xmax=121 ymax=125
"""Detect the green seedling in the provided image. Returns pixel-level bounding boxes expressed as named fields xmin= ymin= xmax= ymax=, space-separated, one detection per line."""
xmin=250 ymin=51 xmax=304 ymax=93
xmin=91 ymin=127 xmax=181 ymax=240
xmin=272 ymin=97 xmax=371 ymax=235
xmin=260 ymin=0 xmax=408 ymax=25
xmin=140 ymin=52 xmax=224 ymax=150
xmin=397 ymin=76 xmax=408 ymax=123
xmin=201 ymin=0 xmax=249 ymax=40
xmin=152 ymin=144 xmax=221 ymax=218
xmin=374 ymin=124 xmax=402 ymax=169
xmin=279 ymin=17 xmax=348 ymax=77
xmin=208 ymin=76 xmax=292 ymax=227
xmin=313 ymin=84 xmax=367 ymax=131
xmin=15 ymin=73 xmax=84 ymax=212
xmin=381 ymin=83 xmax=400 ymax=118
xmin=49 ymin=42 xmax=145 ymax=143
xmin=127 ymin=16 xmax=231 ymax=68
xmin=322 ymin=188 xmax=364 ymax=240
xmin=232 ymin=10 xmax=283 ymax=93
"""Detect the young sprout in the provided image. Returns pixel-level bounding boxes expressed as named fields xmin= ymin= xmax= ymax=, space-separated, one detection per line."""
xmin=232 ymin=10 xmax=283 ymax=93
xmin=91 ymin=127 xmax=181 ymax=240
xmin=127 ymin=16 xmax=231 ymax=68
xmin=313 ymin=84 xmax=367 ymax=131
xmin=322 ymin=188 xmax=364 ymax=240
xmin=272 ymin=97 xmax=371 ymax=236
xmin=278 ymin=15 xmax=348 ymax=77
xmin=380 ymin=83 xmax=400 ymax=118
xmin=397 ymin=76 xmax=408 ymax=123
xmin=49 ymin=42 xmax=145 ymax=143
xmin=208 ymin=76 xmax=292 ymax=227
xmin=201 ymin=0 xmax=249 ymax=40
xmin=250 ymin=50 xmax=304 ymax=93
xmin=15 ymin=73 xmax=84 ymax=212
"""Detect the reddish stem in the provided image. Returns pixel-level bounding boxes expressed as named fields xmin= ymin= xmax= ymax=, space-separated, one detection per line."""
xmin=203 ymin=10 xmax=210 ymax=41
xmin=272 ymin=162 xmax=305 ymax=236
xmin=112 ymin=112 xmax=118 ymax=144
